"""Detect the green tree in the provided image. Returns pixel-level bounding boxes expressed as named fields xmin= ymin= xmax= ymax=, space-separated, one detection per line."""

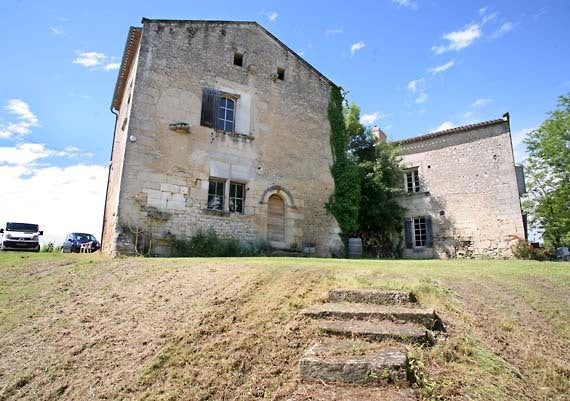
xmin=345 ymin=102 xmax=404 ymax=256
xmin=523 ymin=94 xmax=570 ymax=248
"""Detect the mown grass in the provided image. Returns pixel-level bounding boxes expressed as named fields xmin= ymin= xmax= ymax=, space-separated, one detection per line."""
xmin=0 ymin=253 xmax=568 ymax=400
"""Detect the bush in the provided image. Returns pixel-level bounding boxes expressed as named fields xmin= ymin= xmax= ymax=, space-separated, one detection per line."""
xmin=511 ymin=238 xmax=552 ymax=261
xmin=171 ymin=229 xmax=271 ymax=257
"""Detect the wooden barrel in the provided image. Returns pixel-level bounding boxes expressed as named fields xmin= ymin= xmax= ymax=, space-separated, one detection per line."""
xmin=348 ymin=238 xmax=362 ymax=259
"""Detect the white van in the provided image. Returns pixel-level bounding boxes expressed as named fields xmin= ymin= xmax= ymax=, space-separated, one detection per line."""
xmin=0 ymin=222 xmax=43 ymax=252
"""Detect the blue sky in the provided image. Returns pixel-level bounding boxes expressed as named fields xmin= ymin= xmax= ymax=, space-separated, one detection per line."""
xmin=1 ymin=0 xmax=569 ymax=244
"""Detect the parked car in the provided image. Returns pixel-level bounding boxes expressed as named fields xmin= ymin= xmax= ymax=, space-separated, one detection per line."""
xmin=0 ymin=222 xmax=43 ymax=252
xmin=62 ymin=233 xmax=100 ymax=253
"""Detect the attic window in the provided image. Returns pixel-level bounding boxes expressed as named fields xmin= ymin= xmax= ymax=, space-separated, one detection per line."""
xmin=277 ymin=67 xmax=285 ymax=81
xmin=233 ymin=52 xmax=244 ymax=67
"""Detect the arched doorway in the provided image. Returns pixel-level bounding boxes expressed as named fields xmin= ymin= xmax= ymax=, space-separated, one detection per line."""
xmin=267 ymin=194 xmax=285 ymax=242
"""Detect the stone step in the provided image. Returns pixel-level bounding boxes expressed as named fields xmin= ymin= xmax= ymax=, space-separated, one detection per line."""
xmin=300 ymin=342 xmax=408 ymax=385
xmin=299 ymin=303 xmax=439 ymax=329
xmin=316 ymin=319 xmax=433 ymax=344
xmin=328 ymin=288 xmax=417 ymax=305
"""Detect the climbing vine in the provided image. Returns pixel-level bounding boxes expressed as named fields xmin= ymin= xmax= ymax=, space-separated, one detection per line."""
xmin=325 ymin=86 xmax=361 ymax=245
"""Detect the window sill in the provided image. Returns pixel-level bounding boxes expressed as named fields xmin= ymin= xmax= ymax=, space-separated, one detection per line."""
xmin=401 ymin=190 xmax=430 ymax=197
xmin=201 ymin=208 xmax=248 ymax=218
xmin=214 ymin=129 xmax=254 ymax=141
xmin=202 ymin=208 xmax=230 ymax=217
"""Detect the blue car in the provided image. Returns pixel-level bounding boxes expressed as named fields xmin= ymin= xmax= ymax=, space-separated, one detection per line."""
xmin=62 ymin=233 xmax=100 ymax=253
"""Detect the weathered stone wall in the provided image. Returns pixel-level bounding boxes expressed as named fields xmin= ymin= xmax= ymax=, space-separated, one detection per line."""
xmin=397 ymin=121 xmax=524 ymax=259
xmin=101 ymin=42 xmax=141 ymax=255
xmin=106 ymin=20 xmax=341 ymax=256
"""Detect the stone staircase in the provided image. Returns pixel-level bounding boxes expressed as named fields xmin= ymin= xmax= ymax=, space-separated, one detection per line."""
xmin=298 ymin=288 xmax=442 ymax=388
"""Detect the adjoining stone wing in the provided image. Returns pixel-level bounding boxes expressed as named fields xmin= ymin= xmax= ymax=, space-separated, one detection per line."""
xmin=393 ymin=114 xmax=526 ymax=259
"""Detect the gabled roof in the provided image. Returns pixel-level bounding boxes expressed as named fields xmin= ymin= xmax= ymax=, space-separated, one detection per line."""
xmin=393 ymin=114 xmax=509 ymax=146
xmin=111 ymin=19 xmax=335 ymax=111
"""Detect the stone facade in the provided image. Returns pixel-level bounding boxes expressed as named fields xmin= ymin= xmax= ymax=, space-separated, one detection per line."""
xmin=394 ymin=116 xmax=525 ymax=259
xmin=102 ymin=19 xmax=341 ymax=256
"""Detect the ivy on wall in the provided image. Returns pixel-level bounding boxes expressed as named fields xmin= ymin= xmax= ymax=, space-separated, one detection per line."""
xmin=325 ymin=86 xmax=361 ymax=244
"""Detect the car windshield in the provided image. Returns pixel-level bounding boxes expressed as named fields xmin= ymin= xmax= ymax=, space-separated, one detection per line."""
xmin=75 ymin=233 xmax=96 ymax=242
xmin=6 ymin=223 xmax=39 ymax=233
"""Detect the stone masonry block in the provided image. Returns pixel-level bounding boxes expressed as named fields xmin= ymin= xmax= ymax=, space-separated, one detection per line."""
xmin=143 ymin=188 xmax=161 ymax=198
xmin=166 ymin=200 xmax=186 ymax=211
xmin=160 ymin=183 xmax=180 ymax=193
xmin=166 ymin=175 xmax=187 ymax=186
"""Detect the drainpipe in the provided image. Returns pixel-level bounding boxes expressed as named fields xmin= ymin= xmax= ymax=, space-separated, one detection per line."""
xmin=101 ymin=106 xmax=119 ymax=251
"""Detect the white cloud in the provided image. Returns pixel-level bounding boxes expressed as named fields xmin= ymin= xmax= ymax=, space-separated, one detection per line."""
xmin=350 ymin=41 xmax=365 ymax=55
xmin=470 ymin=98 xmax=492 ymax=108
xmin=0 ymin=162 xmax=107 ymax=246
xmin=415 ymin=93 xmax=429 ymax=104
xmin=481 ymin=12 xmax=498 ymax=26
xmin=0 ymin=143 xmax=107 ymax=245
xmin=392 ymin=0 xmax=418 ymax=10
xmin=360 ymin=112 xmax=387 ymax=125
xmin=265 ymin=11 xmax=278 ymax=21
xmin=479 ymin=7 xmax=488 ymax=15
xmin=325 ymin=29 xmax=343 ymax=36
xmin=49 ymin=26 xmax=63 ymax=36
xmin=432 ymin=121 xmax=455 ymax=132
xmin=73 ymin=51 xmax=120 ymax=71
xmin=103 ymin=63 xmax=121 ymax=71
xmin=73 ymin=51 xmax=106 ymax=67
xmin=0 ymin=99 xmax=39 ymax=139
xmin=489 ymin=22 xmax=516 ymax=39
xmin=407 ymin=78 xmax=425 ymax=93
xmin=428 ymin=60 xmax=455 ymax=75
xmin=432 ymin=24 xmax=481 ymax=54
xmin=0 ymin=143 xmax=52 ymax=165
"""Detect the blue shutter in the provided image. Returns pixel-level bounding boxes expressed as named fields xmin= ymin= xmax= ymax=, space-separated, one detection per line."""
xmin=425 ymin=216 xmax=433 ymax=248
xmin=404 ymin=218 xmax=413 ymax=249
xmin=200 ymin=88 xmax=220 ymax=128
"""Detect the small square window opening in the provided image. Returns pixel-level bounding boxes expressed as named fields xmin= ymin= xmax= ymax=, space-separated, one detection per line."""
xmin=233 ymin=52 xmax=244 ymax=67
xmin=277 ymin=67 xmax=285 ymax=81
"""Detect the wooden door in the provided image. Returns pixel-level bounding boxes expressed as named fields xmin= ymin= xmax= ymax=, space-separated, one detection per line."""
xmin=267 ymin=194 xmax=285 ymax=242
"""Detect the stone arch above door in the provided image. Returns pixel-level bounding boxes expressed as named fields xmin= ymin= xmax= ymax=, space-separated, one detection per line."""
xmin=259 ymin=185 xmax=296 ymax=208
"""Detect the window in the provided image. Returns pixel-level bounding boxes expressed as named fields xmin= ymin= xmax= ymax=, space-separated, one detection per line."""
xmin=229 ymin=182 xmax=245 ymax=214
xmin=405 ymin=169 xmax=420 ymax=192
xmin=217 ymin=97 xmax=235 ymax=132
xmin=277 ymin=67 xmax=285 ymax=81
xmin=233 ymin=52 xmax=244 ymax=67
xmin=200 ymin=88 xmax=237 ymax=132
xmin=207 ymin=179 xmax=225 ymax=210
xmin=404 ymin=216 xmax=433 ymax=249
xmin=413 ymin=217 xmax=427 ymax=247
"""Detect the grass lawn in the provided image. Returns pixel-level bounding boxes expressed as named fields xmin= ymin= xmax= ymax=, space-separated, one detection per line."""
xmin=0 ymin=252 xmax=568 ymax=400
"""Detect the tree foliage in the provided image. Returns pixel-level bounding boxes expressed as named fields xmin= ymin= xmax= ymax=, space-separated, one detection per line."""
xmin=346 ymin=103 xmax=404 ymax=256
xmin=523 ymin=94 xmax=570 ymax=248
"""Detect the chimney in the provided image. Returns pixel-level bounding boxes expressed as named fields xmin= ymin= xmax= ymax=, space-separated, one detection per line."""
xmin=371 ymin=125 xmax=387 ymax=143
